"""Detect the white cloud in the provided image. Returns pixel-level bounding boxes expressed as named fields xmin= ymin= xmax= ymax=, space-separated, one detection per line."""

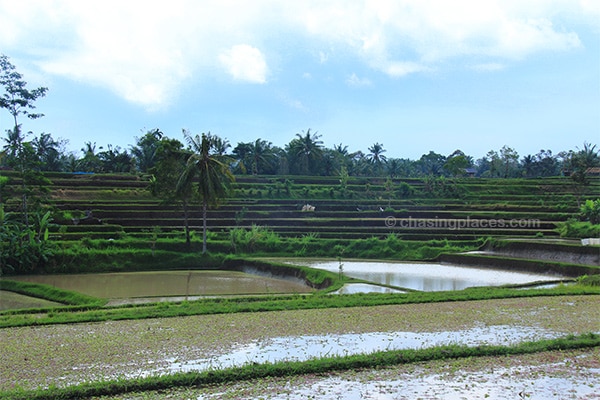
xmin=470 ymin=62 xmax=506 ymax=72
xmin=219 ymin=44 xmax=268 ymax=83
xmin=0 ymin=0 xmax=593 ymax=107
xmin=346 ymin=73 xmax=371 ymax=87
xmin=294 ymin=0 xmax=586 ymax=75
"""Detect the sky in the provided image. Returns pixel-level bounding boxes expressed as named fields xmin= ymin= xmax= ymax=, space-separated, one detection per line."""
xmin=0 ymin=0 xmax=598 ymax=160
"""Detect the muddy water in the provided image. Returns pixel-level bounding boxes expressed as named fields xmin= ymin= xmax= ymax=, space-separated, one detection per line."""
xmin=7 ymin=270 xmax=314 ymax=299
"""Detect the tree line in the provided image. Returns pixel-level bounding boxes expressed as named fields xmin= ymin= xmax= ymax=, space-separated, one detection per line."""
xmin=1 ymin=54 xmax=598 ymax=181
xmin=2 ymin=124 xmax=599 ymax=180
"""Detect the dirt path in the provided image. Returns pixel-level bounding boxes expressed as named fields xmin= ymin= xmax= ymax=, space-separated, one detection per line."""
xmin=1 ymin=295 xmax=598 ymax=393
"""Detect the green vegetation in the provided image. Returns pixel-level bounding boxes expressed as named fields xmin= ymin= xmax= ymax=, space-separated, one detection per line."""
xmin=2 ymin=332 xmax=597 ymax=400
xmin=0 ymin=280 xmax=105 ymax=309
xmin=556 ymin=219 xmax=600 ymax=239
xmin=2 ymin=282 xmax=598 ymax=328
xmin=0 ymin=53 xmax=598 ymax=400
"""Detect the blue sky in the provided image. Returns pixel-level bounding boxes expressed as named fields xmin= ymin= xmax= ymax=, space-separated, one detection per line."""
xmin=0 ymin=0 xmax=598 ymax=160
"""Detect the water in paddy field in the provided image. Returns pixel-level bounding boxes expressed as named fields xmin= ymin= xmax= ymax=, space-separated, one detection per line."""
xmin=5 ymin=270 xmax=314 ymax=301
xmin=288 ymin=260 xmax=565 ymax=292
xmin=160 ymin=324 xmax=558 ymax=373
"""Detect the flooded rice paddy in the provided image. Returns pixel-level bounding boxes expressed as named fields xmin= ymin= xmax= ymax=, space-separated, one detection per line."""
xmin=106 ymin=348 xmax=600 ymax=400
xmin=287 ymin=259 xmax=565 ymax=292
xmin=143 ymin=348 xmax=599 ymax=400
xmin=1 ymin=296 xmax=598 ymax=394
xmin=161 ymin=324 xmax=558 ymax=374
xmin=7 ymin=269 xmax=314 ymax=302
xmin=4 ymin=259 xmax=566 ymax=307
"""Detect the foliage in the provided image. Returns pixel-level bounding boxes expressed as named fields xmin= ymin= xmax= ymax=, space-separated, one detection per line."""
xmin=0 ymin=54 xmax=48 ymax=127
xmin=569 ymin=142 xmax=599 ymax=186
xmin=579 ymin=198 xmax=600 ymax=224
xmin=0 ymin=279 xmax=105 ymax=308
xmin=229 ymin=225 xmax=282 ymax=253
xmin=0 ymin=206 xmax=55 ymax=276
xmin=286 ymin=129 xmax=324 ymax=175
xmin=577 ymin=275 xmax=600 ymax=287
xmin=179 ymin=131 xmax=235 ymax=253
xmin=1 ymin=279 xmax=598 ymax=328
xmin=556 ymin=218 xmax=600 ymax=239
xmin=130 ymin=128 xmax=163 ymax=172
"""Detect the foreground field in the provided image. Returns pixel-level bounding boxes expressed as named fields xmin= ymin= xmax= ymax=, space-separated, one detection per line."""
xmin=1 ymin=295 xmax=598 ymax=397
xmin=98 ymin=347 xmax=600 ymax=399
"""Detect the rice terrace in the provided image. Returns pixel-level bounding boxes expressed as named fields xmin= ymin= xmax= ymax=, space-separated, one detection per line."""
xmin=0 ymin=50 xmax=599 ymax=399
xmin=1 ymin=139 xmax=600 ymax=399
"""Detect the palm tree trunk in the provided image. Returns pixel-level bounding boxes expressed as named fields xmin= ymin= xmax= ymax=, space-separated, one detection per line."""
xmin=202 ymin=199 xmax=208 ymax=254
xmin=182 ymin=200 xmax=190 ymax=247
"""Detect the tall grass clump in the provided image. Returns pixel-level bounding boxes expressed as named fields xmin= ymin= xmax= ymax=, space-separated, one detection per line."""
xmin=229 ymin=225 xmax=282 ymax=253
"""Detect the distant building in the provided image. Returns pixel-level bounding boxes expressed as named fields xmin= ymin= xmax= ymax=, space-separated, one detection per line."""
xmin=465 ymin=168 xmax=477 ymax=177
xmin=585 ymin=167 xmax=600 ymax=176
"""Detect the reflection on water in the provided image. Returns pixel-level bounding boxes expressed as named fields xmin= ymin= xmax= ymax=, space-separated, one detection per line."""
xmin=292 ymin=260 xmax=563 ymax=292
xmin=224 ymin=355 xmax=600 ymax=400
xmin=8 ymin=270 xmax=314 ymax=299
xmin=333 ymin=283 xmax=405 ymax=294
xmin=162 ymin=325 xmax=558 ymax=374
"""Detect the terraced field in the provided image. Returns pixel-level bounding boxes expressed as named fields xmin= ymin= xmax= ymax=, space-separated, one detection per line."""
xmin=12 ymin=172 xmax=595 ymax=243
xmin=1 ymin=172 xmax=599 ymax=399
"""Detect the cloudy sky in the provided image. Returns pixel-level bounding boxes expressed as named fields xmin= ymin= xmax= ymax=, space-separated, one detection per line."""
xmin=0 ymin=0 xmax=598 ymax=160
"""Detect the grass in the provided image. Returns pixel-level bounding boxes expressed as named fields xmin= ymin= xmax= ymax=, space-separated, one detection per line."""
xmin=2 ymin=332 xmax=597 ymax=400
xmin=1 ymin=283 xmax=598 ymax=328
xmin=0 ymin=280 xmax=106 ymax=309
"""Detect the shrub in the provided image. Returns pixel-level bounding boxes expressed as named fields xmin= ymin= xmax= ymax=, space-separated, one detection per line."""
xmin=556 ymin=218 xmax=600 ymax=238
xmin=580 ymin=199 xmax=600 ymax=224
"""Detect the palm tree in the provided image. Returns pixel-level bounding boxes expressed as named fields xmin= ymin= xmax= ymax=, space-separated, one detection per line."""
xmin=32 ymin=132 xmax=62 ymax=171
xmin=178 ymin=130 xmax=234 ymax=253
xmin=248 ymin=139 xmax=275 ymax=175
xmin=130 ymin=128 xmax=163 ymax=172
xmin=367 ymin=142 xmax=387 ymax=175
xmin=287 ymin=129 xmax=323 ymax=175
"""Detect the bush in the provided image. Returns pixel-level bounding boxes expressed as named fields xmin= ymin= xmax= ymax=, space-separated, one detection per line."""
xmin=556 ymin=219 xmax=600 ymax=239
xmin=580 ymin=199 xmax=600 ymax=224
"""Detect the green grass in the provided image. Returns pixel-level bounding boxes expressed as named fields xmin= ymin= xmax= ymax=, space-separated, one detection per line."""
xmin=2 ymin=332 xmax=597 ymax=400
xmin=0 ymin=280 xmax=105 ymax=309
xmin=1 ymin=284 xmax=597 ymax=328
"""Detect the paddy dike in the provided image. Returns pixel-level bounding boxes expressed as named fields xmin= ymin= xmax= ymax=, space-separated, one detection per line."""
xmin=438 ymin=239 xmax=600 ymax=278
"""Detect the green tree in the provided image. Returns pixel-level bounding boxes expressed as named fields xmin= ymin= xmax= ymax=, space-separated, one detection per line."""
xmin=443 ymin=150 xmax=472 ymax=177
xmin=287 ymin=129 xmax=323 ymax=175
xmin=32 ymin=132 xmax=66 ymax=172
xmin=247 ymin=139 xmax=275 ymax=175
xmin=499 ymin=145 xmax=519 ymax=178
xmin=0 ymin=54 xmax=49 ymax=225
xmin=580 ymin=199 xmax=600 ymax=225
xmin=0 ymin=54 xmax=48 ymax=130
xmin=570 ymin=142 xmax=599 ymax=186
xmin=77 ymin=141 xmax=102 ymax=172
xmin=98 ymin=144 xmax=133 ymax=173
xmin=416 ymin=151 xmax=446 ymax=176
xmin=179 ymin=130 xmax=234 ymax=253
xmin=148 ymin=137 xmax=196 ymax=245
xmin=367 ymin=142 xmax=387 ymax=176
xmin=0 ymin=205 xmax=54 ymax=276
xmin=131 ymin=128 xmax=163 ymax=172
